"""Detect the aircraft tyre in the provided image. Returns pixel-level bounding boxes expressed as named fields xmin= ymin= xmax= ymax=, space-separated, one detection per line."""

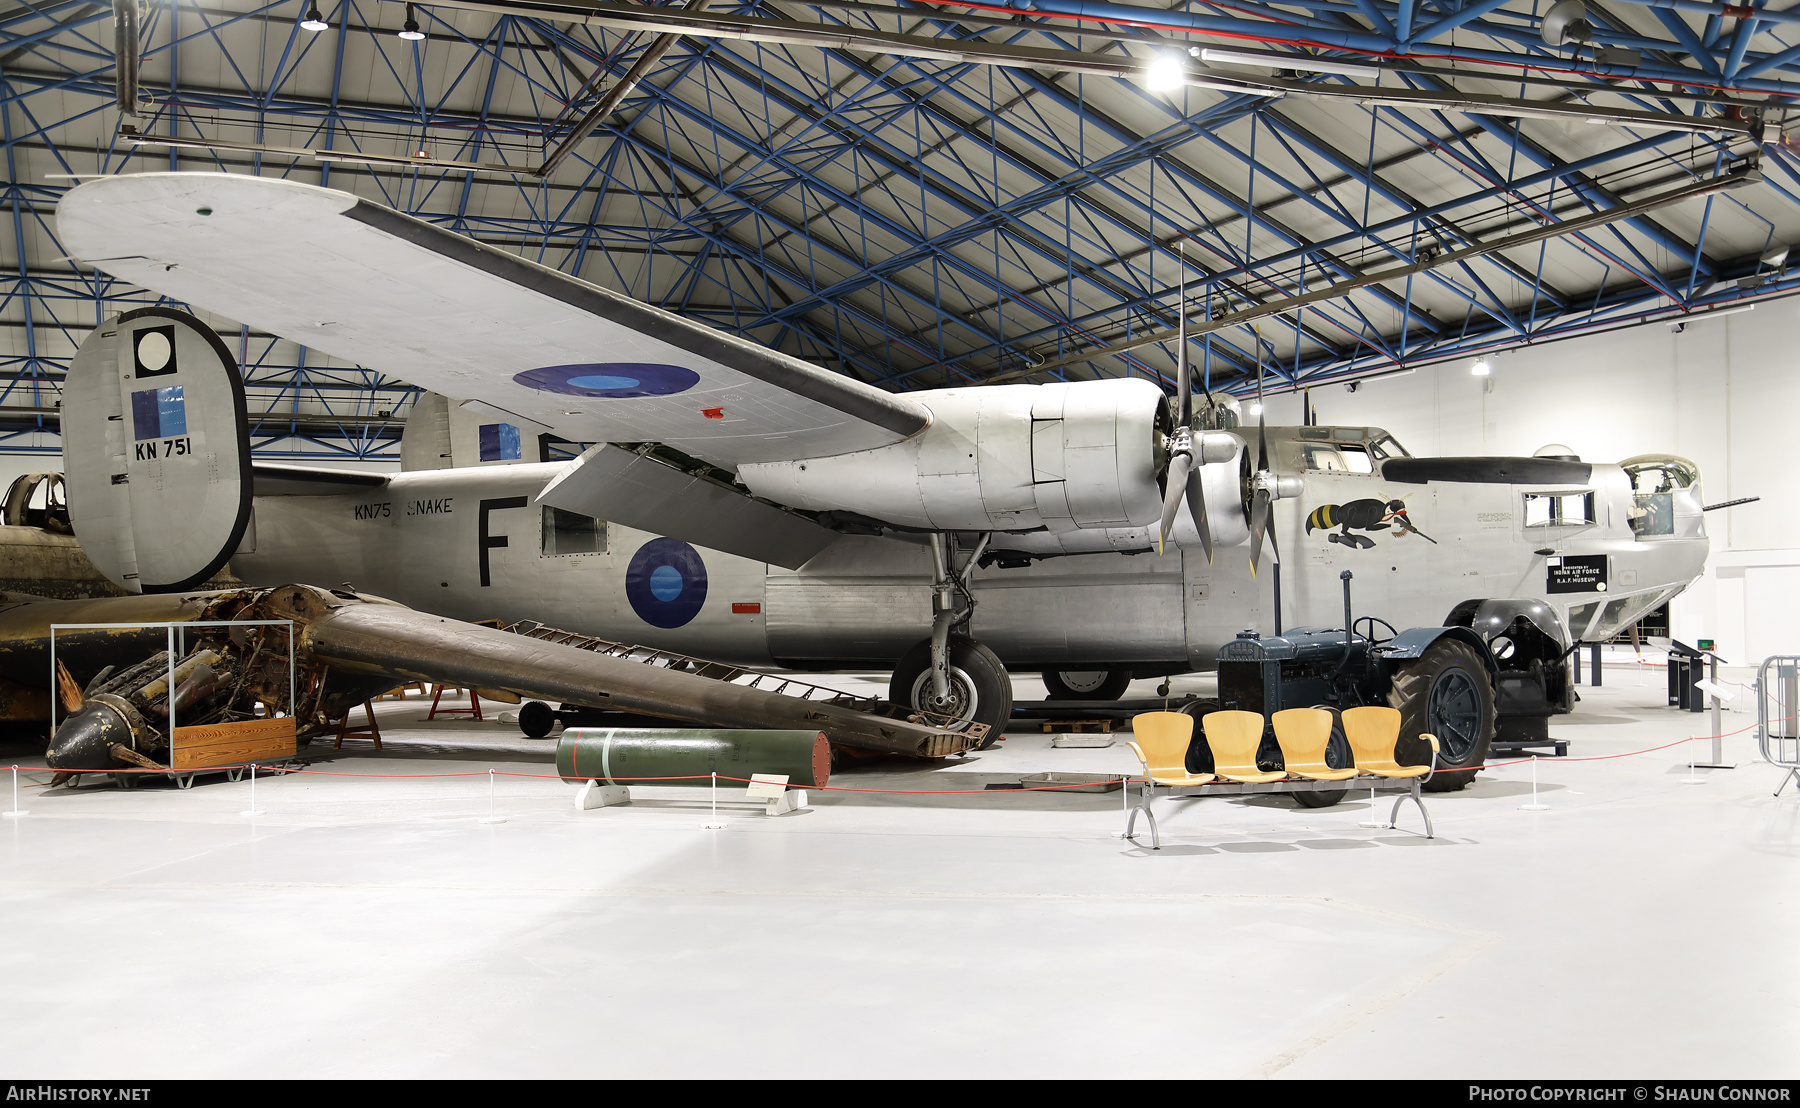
xmin=1042 ymin=668 xmax=1132 ymax=700
xmin=1293 ymin=706 xmax=1350 ymax=808
xmin=518 ymin=700 xmax=557 ymax=739
xmin=1387 ymin=638 xmax=1496 ymax=793
xmin=889 ymin=637 xmax=1013 ymax=751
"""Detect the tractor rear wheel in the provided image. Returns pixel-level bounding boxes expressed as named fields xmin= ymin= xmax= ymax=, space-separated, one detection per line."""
xmin=1387 ymin=638 xmax=1495 ymax=792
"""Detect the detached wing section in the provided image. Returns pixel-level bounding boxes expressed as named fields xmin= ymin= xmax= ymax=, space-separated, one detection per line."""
xmin=56 ymin=173 xmax=930 ymax=468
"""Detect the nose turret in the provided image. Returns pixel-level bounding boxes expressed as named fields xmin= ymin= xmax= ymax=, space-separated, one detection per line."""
xmin=1620 ymin=454 xmax=1705 ymax=540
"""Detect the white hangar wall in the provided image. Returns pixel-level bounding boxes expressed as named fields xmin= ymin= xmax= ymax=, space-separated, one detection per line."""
xmin=1257 ymin=297 xmax=1800 ymax=664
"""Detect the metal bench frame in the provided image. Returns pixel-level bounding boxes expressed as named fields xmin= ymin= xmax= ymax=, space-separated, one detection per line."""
xmin=1123 ymin=765 xmax=1436 ymax=850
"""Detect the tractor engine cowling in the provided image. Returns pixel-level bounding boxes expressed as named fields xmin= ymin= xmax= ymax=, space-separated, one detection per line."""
xmin=737 ymin=378 xmax=1167 ymax=532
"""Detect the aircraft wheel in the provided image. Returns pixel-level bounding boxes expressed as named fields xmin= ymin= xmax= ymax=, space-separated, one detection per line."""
xmin=1388 ymin=638 xmax=1496 ymax=792
xmin=890 ymin=637 xmax=1013 ymax=750
xmin=1042 ymin=669 xmax=1132 ymax=701
xmin=518 ymin=700 xmax=557 ymax=739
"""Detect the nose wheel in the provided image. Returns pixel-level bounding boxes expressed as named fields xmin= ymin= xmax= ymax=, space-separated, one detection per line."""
xmin=889 ymin=637 xmax=1012 ymax=749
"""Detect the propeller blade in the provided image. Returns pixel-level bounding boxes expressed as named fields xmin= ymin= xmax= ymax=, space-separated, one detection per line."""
xmin=1185 ymin=461 xmax=1213 ymax=564
xmin=1254 ymin=331 xmax=1268 ymax=473
xmin=1248 ymin=487 xmax=1270 ymax=573
xmin=1175 ymin=243 xmax=1191 ymax=427
xmin=1157 ymin=452 xmax=1192 ymax=553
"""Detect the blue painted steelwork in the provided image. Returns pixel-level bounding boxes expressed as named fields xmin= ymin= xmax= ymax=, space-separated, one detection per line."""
xmin=0 ymin=0 xmax=1795 ymax=461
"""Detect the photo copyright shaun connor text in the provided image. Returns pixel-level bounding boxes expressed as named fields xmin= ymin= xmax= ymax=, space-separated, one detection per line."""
xmin=1471 ymin=1089 xmax=1792 ymax=1102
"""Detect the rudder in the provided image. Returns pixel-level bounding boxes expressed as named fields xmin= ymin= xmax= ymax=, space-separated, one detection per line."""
xmin=63 ymin=308 xmax=251 ymax=593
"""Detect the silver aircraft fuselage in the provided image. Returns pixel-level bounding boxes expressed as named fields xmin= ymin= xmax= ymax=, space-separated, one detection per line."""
xmin=231 ymin=425 xmax=1709 ymax=671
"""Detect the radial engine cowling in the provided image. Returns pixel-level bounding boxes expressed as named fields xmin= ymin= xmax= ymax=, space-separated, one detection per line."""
xmin=737 ymin=379 xmax=1166 ymax=532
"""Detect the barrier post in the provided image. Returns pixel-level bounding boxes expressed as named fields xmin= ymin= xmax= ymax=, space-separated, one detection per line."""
xmin=479 ymin=767 xmax=506 ymax=824
xmin=1681 ymin=736 xmax=1706 ymax=784
xmin=240 ymin=762 xmax=266 ymax=816
xmin=700 ymin=771 xmax=727 ymax=829
xmin=3 ymin=765 xmax=26 ymax=818
xmin=1519 ymin=755 xmax=1549 ymax=811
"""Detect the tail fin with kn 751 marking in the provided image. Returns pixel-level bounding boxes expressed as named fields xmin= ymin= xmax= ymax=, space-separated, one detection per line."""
xmin=63 ymin=308 xmax=252 ymax=593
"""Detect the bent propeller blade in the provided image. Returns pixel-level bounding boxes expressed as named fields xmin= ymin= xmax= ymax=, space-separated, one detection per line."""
xmin=1157 ymin=451 xmax=1192 ymax=554
xmin=1248 ymin=487 xmax=1270 ymax=575
xmin=1186 ymin=462 xmax=1213 ymax=564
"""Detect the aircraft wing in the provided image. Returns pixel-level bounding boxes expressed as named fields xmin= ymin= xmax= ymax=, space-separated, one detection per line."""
xmin=56 ymin=174 xmax=931 ymax=468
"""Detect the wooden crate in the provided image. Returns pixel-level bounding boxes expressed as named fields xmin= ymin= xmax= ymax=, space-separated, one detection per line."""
xmin=171 ymin=718 xmax=297 ymax=770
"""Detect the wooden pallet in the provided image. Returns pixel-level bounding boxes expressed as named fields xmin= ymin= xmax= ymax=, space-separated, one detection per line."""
xmin=1039 ymin=719 xmax=1117 ymax=734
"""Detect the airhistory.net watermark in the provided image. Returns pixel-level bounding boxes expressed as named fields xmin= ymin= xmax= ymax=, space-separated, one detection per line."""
xmin=6 ymin=1089 xmax=151 ymax=1102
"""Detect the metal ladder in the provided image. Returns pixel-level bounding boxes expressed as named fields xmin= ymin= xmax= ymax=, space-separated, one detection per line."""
xmin=500 ymin=620 xmax=991 ymax=747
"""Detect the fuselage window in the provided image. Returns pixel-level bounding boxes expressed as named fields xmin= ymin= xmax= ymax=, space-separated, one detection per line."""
xmin=1523 ymin=491 xmax=1596 ymax=528
xmin=543 ymin=507 xmax=606 ymax=555
xmin=1302 ymin=444 xmax=1349 ymax=471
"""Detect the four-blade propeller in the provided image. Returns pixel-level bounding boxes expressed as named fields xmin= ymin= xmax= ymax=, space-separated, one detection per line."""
xmin=1156 ymin=286 xmax=1297 ymax=571
xmin=1243 ymin=329 xmax=1302 ymax=575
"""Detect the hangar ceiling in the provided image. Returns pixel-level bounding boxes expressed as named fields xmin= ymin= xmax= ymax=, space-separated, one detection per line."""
xmin=1 ymin=0 xmax=1798 ymax=459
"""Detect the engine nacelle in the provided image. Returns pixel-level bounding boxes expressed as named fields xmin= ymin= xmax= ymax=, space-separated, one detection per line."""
xmin=737 ymin=379 xmax=1166 ymax=532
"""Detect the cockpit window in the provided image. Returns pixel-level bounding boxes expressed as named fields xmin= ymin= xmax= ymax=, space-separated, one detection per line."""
xmin=1369 ymin=434 xmax=1410 ymax=459
xmin=1338 ymin=445 xmax=1374 ymax=474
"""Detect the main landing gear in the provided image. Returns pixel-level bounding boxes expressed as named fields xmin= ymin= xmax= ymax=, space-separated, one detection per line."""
xmin=888 ymin=532 xmax=1011 ymax=750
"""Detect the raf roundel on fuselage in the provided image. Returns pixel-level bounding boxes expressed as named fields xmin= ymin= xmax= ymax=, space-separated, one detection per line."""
xmin=625 ymin=537 xmax=709 ymax=629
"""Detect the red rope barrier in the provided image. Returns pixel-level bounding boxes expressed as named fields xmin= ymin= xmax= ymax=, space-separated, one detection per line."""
xmin=13 ymin=716 xmax=1768 ymax=792
xmin=18 ymin=765 xmax=1116 ymax=793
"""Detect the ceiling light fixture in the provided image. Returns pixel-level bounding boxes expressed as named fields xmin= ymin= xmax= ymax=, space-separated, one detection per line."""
xmin=1471 ymin=359 xmax=1492 ymax=376
xmin=1197 ymin=46 xmax=1381 ymax=80
xmin=1540 ymin=0 xmax=1593 ymax=46
xmin=398 ymin=4 xmax=424 ymax=40
xmin=1670 ymin=304 xmax=1756 ymax=331
xmin=300 ymin=3 xmax=328 ymax=31
xmin=1144 ymin=54 xmax=1186 ymax=92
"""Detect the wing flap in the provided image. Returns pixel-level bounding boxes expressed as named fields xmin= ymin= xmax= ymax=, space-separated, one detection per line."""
xmin=537 ymin=445 xmax=841 ymax=570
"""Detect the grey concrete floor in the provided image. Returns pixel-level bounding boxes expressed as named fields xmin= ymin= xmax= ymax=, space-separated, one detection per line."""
xmin=1 ymin=652 xmax=1795 ymax=1078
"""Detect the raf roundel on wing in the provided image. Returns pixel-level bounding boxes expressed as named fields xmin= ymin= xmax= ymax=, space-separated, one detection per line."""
xmin=514 ymin=362 xmax=700 ymax=398
xmin=625 ymin=538 xmax=709 ymax=629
